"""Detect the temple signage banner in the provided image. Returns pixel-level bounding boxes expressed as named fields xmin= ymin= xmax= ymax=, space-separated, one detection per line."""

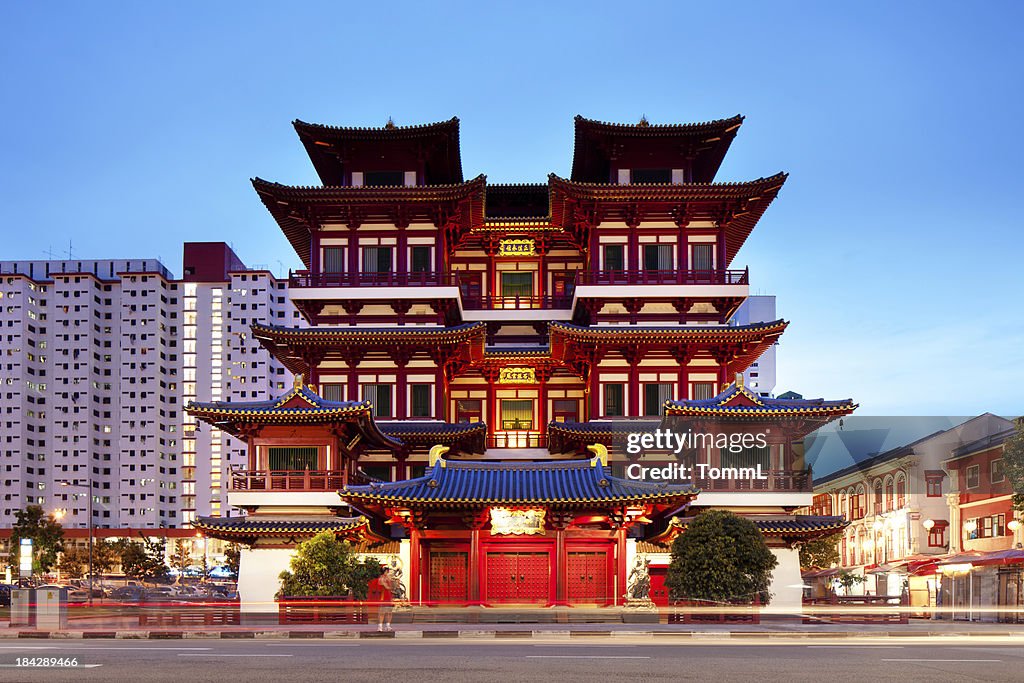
xmin=498 ymin=238 xmax=536 ymax=257
xmin=490 ymin=508 xmax=546 ymax=536
xmin=498 ymin=367 xmax=536 ymax=384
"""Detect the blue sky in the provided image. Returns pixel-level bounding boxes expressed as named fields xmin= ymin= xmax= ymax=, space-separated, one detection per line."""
xmin=2 ymin=2 xmax=1021 ymax=414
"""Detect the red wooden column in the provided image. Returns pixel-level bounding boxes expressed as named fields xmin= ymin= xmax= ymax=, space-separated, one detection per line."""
xmin=310 ymin=228 xmax=322 ymax=275
xmin=624 ymin=348 xmax=642 ymax=417
xmin=552 ymin=513 xmax=571 ymax=606
xmin=616 ymin=526 xmax=628 ymax=607
xmin=627 ymin=222 xmax=639 ymax=273
xmin=409 ymin=529 xmax=421 ymax=605
xmin=393 ymin=352 xmax=411 ymax=420
xmin=348 ymin=228 xmax=359 ymax=274
xmin=464 ymin=511 xmax=488 ymax=605
xmin=396 ymin=226 xmax=408 ymax=274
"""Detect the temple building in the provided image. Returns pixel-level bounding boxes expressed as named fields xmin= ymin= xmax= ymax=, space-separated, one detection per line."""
xmin=188 ymin=114 xmax=856 ymax=613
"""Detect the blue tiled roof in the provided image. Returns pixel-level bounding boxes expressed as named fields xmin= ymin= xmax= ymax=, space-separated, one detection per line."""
xmin=188 ymin=384 xmax=370 ymax=415
xmin=665 ymin=382 xmax=856 ymax=416
xmin=341 ymin=456 xmax=698 ymax=507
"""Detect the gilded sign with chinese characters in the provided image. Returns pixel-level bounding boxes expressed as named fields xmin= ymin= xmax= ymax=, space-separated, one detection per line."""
xmin=498 ymin=367 xmax=536 ymax=384
xmin=498 ymin=238 xmax=536 ymax=257
xmin=490 ymin=508 xmax=546 ymax=536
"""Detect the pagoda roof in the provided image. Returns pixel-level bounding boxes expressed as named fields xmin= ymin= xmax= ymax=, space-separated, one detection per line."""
xmin=377 ymin=420 xmax=487 ymax=453
xmin=251 ymin=175 xmax=485 ymax=267
xmin=664 ymin=380 xmax=857 ymax=419
xmin=293 ymin=117 xmax=463 ymax=186
xmin=192 ymin=514 xmax=387 ymax=545
xmin=648 ymin=514 xmax=847 ymax=545
xmin=549 ymin=173 xmax=786 ymax=265
xmin=340 ymin=453 xmax=699 ymax=510
xmin=549 ymin=319 xmax=787 ymax=344
xmin=548 ymin=420 xmax=661 ymax=453
xmin=185 ymin=381 xmax=402 ymax=450
xmin=571 ymin=114 xmax=745 ymax=184
xmin=252 ymin=322 xmax=487 ymax=376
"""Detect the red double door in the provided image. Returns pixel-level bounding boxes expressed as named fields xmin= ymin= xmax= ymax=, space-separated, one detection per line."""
xmin=485 ymin=551 xmax=551 ymax=603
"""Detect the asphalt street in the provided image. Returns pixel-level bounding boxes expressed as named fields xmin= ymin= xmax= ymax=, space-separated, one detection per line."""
xmin=0 ymin=637 xmax=1021 ymax=682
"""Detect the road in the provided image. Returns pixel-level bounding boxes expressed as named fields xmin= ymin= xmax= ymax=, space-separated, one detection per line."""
xmin=0 ymin=636 xmax=1021 ymax=682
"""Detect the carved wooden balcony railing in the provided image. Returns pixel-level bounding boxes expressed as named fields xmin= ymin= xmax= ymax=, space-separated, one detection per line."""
xmin=289 ymin=271 xmax=458 ymax=288
xmin=460 ymin=295 xmax=574 ymax=310
xmin=229 ymin=469 xmax=372 ymax=492
xmin=575 ymin=268 xmax=749 ymax=286
xmin=691 ymin=468 xmax=811 ymax=493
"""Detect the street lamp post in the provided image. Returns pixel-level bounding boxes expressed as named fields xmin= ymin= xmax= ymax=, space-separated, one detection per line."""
xmin=58 ymin=481 xmax=94 ymax=606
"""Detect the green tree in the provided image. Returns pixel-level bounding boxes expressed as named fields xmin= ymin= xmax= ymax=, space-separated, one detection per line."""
xmin=58 ymin=546 xmax=87 ymax=579
xmin=171 ymin=540 xmax=192 ymax=575
xmin=665 ymin=510 xmax=778 ymax=605
xmin=11 ymin=505 xmax=65 ymax=575
xmin=835 ymin=569 xmax=865 ymax=593
xmin=1003 ymin=419 xmax=1024 ymax=513
xmin=92 ymin=539 xmax=119 ymax=575
xmin=224 ymin=545 xmax=241 ymax=579
xmin=121 ymin=536 xmax=170 ymax=584
xmin=799 ymin=532 xmax=841 ymax=570
xmin=277 ymin=531 xmax=380 ymax=598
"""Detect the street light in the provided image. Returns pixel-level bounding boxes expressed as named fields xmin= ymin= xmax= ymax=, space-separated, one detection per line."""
xmin=57 ymin=481 xmax=94 ymax=606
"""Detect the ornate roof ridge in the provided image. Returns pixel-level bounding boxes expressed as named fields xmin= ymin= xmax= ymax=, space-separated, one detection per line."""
xmin=549 ymin=171 xmax=788 ymax=190
xmin=251 ymin=173 xmax=486 ymax=193
xmin=574 ymin=114 xmax=744 ymax=133
xmin=293 ymin=116 xmax=459 ymax=135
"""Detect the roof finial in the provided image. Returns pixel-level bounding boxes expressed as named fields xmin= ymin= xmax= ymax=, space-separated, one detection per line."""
xmin=637 ymin=114 xmax=650 ymax=127
xmin=735 ymin=372 xmax=744 ymax=389
xmin=293 ymin=373 xmax=305 ymax=391
xmin=586 ymin=443 xmax=609 ymax=467
xmin=429 ymin=444 xmax=449 ymax=467
xmin=385 ymin=116 xmax=396 ymax=129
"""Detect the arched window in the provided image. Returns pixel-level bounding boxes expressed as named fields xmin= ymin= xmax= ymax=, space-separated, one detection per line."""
xmin=895 ymin=474 xmax=906 ymax=509
xmin=874 ymin=480 xmax=884 ymax=515
xmin=855 ymin=484 xmax=867 ymax=518
xmin=839 ymin=491 xmax=849 ymax=520
xmin=884 ymin=476 xmax=895 ymax=512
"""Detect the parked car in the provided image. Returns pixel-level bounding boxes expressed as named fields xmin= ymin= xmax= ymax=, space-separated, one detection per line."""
xmin=0 ymin=584 xmax=12 ymax=607
xmin=110 ymin=586 xmax=146 ymax=601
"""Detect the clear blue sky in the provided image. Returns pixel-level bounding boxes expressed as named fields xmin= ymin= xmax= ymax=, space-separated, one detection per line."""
xmin=2 ymin=2 xmax=1021 ymax=415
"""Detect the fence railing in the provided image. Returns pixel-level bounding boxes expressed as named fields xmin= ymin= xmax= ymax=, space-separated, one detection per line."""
xmin=487 ymin=433 xmax=548 ymax=449
xmin=802 ymin=594 xmax=909 ymax=624
xmin=575 ymin=268 xmax=749 ymax=286
xmin=460 ymin=295 xmax=574 ymax=310
xmin=691 ymin=469 xmax=812 ymax=493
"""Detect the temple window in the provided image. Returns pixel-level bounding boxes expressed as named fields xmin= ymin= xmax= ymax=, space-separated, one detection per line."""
xmin=323 ymin=247 xmax=345 ymax=273
xmin=362 ymin=247 xmax=393 ymax=274
xmin=267 ymin=446 xmax=319 ymax=471
xmin=362 ymin=170 xmax=405 ymax=187
xmin=500 ymin=272 xmax=532 ymax=298
xmin=321 ymin=383 xmax=343 ymax=402
xmin=629 ymin=168 xmax=672 ymax=184
xmin=690 ymin=382 xmax=715 ymax=400
xmin=410 ymin=246 xmax=432 ymax=273
xmin=551 ymin=399 xmax=578 ymax=423
xmin=691 ymin=243 xmax=714 ymax=271
xmin=642 ymin=245 xmax=673 ymax=271
xmin=642 ymin=383 xmax=673 ymax=416
xmin=500 ymin=399 xmax=533 ymax=430
xmin=602 ymin=245 xmax=624 ymax=271
xmin=604 ymin=384 xmax=625 ymax=417
xmin=410 ymin=384 xmax=432 ymax=418
xmin=456 ymin=399 xmax=482 ymax=423
xmin=720 ymin=444 xmax=770 ymax=471
xmin=363 ymin=383 xmax=393 ymax=417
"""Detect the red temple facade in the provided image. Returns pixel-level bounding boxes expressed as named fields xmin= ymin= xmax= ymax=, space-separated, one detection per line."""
xmin=188 ymin=114 xmax=855 ymax=614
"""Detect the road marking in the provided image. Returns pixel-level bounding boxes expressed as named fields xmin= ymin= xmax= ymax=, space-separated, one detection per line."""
xmin=177 ymin=653 xmax=294 ymax=657
xmin=0 ymin=646 xmax=58 ymax=650
xmin=265 ymin=643 xmax=360 ymax=647
xmin=882 ymin=659 xmax=1002 ymax=663
xmin=41 ymin=646 xmax=213 ymax=651
xmin=0 ymin=664 xmax=103 ymax=668
xmin=807 ymin=645 xmax=905 ymax=649
xmin=526 ymin=655 xmax=651 ymax=659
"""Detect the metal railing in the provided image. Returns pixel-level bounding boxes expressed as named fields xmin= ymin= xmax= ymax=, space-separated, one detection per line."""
xmin=289 ymin=271 xmax=457 ymax=288
xmin=460 ymin=295 xmax=574 ymax=310
xmin=229 ymin=469 xmax=356 ymax=491
xmin=575 ymin=268 xmax=749 ymax=286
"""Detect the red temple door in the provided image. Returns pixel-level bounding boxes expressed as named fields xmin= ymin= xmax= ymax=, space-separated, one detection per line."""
xmin=567 ymin=551 xmax=610 ymax=604
xmin=648 ymin=566 xmax=670 ymax=606
xmin=485 ymin=552 xmax=551 ymax=603
xmin=429 ymin=551 xmax=469 ymax=603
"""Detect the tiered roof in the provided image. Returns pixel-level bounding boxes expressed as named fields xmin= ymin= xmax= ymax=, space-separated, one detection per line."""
xmin=294 ymin=117 xmax=463 ymax=186
xmin=571 ymin=115 xmax=744 ymax=183
xmin=192 ymin=514 xmax=388 ymax=546
xmin=664 ymin=381 xmax=857 ymax=418
xmin=341 ymin=452 xmax=698 ymax=511
xmin=647 ymin=514 xmax=847 ymax=546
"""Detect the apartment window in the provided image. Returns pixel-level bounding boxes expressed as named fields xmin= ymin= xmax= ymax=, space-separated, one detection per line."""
xmin=927 ymin=525 xmax=947 ymax=548
xmin=691 ymin=243 xmax=714 ymax=271
xmin=363 ymin=383 xmax=393 ymax=418
xmin=604 ymin=383 xmax=625 ymax=417
xmin=362 ymin=247 xmax=393 ymax=273
xmin=993 ymin=514 xmax=1007 ymax=537
xmin=642 ymin=244 xmax=672 ymax=271
xmin=410 ymin=246 xmax=431 ymax=273
xmin=991 ymin=458 xmax=1005 ymax=484
xmin=966 ymin=465 xmax=980 ymax=489
xmin=410 ymin=384 xmax=432 ymax=418
xmin=603 ymin=244 xmax=624 ymax=271
xmin=642 ymin=383 xmax=673 ymax=417
xmin=926 ymin=472 xmax=943 ymax=497
xmin=323 ymin=247 xmax=345 ymax=273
